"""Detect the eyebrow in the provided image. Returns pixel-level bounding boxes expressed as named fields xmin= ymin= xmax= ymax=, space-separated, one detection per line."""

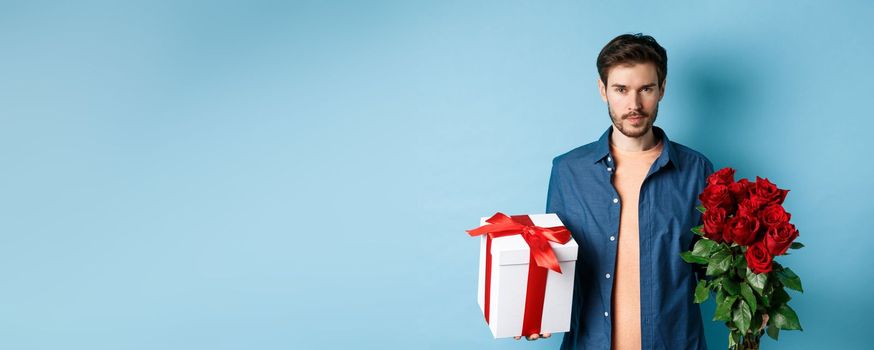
xmin=611 ymin=83 xmax=658 ymax=89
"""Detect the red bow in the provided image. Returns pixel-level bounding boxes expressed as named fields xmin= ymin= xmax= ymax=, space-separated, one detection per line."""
xmin=467 ymin=212 xmax=571 ymax=273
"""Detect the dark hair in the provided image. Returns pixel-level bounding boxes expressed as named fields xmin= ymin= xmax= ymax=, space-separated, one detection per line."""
xmin=596 ymin=33 xmax=667 ymax=88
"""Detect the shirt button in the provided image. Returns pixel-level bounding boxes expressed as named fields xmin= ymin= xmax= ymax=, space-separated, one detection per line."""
xmin=607 ymin=167 xmax=612 ymax=172
xmin=613 ymin=198 xmax=619 ymax=203
xmin=605 ymin=273 xmax=611 ymax=279
xmin=607 ymin=156 xmax=612 ymax=162
xmin=610 ymin=235 xmax=615 ymax=241
xmin=604 ymin=312 xmax=609 ymax=317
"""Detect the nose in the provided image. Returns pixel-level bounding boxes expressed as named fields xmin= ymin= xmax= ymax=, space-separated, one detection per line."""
xmin=631 ymin=92 xmax=643 ymax=111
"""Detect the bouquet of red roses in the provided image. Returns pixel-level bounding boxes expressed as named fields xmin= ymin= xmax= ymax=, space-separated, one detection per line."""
xmin=681 ymin=167 xmax=803 ymax=350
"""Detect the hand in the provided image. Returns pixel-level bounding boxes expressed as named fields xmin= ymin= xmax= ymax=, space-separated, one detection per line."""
xmin=758 ymin=313 xmax=770 ymax=332
xmin=514 ymin=333 xmax=551 ymax=341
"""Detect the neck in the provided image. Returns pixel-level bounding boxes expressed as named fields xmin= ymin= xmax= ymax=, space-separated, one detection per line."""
xmin=609 ymin=126 xmax=659 ymax=152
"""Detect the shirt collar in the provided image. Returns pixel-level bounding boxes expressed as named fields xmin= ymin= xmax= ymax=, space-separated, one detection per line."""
xmin=590 ymin=125 xmax=681 ymax=170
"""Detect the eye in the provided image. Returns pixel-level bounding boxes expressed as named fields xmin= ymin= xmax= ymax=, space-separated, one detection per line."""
xmin=616 ymin=87 xmax=626 ymax=93
xmin=642 ymin=87 xmax=652 ymax=92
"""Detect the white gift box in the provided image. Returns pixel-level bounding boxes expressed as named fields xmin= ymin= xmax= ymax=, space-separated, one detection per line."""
xmin=476 ymin=213 xmax=578 ymax=338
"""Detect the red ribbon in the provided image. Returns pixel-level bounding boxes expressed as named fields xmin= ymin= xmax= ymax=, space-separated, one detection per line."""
xmin=467 ymin=212 xmax=572 ymax=336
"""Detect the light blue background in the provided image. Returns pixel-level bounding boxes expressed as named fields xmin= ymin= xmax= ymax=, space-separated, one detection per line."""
xmin=2 ymin=1 xmax=871 ymax=349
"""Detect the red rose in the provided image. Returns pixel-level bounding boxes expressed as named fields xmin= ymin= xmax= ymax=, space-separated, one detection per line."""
xmin=737 ymin=196 xmax=768 ymax=218
xmin=764 ymin=222 xmax=799 ymax=256
xmin=721 ymin=224 xmax=734 ymax=245
xmin=753 ymin=176 xmax=789 ymax=206
xmin=725 ymin=214 xmax=760 ymax=246
xmin=728 ymin=179 xmax=752 ymax=203
xmin=759 ymin=204 xmax=792 ymax=228
xmin=729 ymin=178 xmax=753 ymax=202
xmin=699 ymin=184 xmax=734 ymax=211
xmin=746 ymin=241 xmax=773 ymax=274
xmin=707 ymin=167 xmax=736 ymax=186
xmin=703 ymin=207 xmax=727 ymax=243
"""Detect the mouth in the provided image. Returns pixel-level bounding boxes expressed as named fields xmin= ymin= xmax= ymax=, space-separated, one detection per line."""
xmin=626 ymin=115 xmax=646 ymax=123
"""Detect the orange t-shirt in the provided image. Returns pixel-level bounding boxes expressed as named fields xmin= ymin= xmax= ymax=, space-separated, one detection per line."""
xmin=609 ymin=139 xmax=664 ymax=350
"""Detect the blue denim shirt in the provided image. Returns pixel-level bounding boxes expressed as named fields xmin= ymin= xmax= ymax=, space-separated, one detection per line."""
xmin=548 ymin=125 xmax=713 ymax=350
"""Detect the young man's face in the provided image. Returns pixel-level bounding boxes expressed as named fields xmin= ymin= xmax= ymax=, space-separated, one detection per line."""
xmin=598 ymin=62 xmax=666 ymax=139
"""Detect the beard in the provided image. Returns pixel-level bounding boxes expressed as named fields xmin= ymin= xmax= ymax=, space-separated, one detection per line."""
xmin=607 ymin=102 xmax=659 ymax=138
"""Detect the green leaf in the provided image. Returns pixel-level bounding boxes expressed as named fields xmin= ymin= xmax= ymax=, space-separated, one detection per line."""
xmin=772 ymin=304 xmax=803 ymax=331
xmin=777 ymin=267 xmax=804 ymax=293
xmin=733 ymin=299 xmax=752 ymax=334
xmin=760 ymin=294 xmax=771 ymax=308
xmin=712 ymin=241 xmax=730 ymax=255
xmin=691 ymin=225 xmax=704 ymax=236
xmin=691 ymin=238 xmax=717 ymax=258
xmin=722 ymin=278 xmax=740 ymax=296
xmin=750 ymin=311 xmax=763 ymax=335
xmin=728 ymin=330 xmax=740 ymax=347
xmin=707 ymin=249 xmax=732 ymax=276
xmin=694 ymin=279 xmax=710 ymax=304
xmin=680 ymin=251 xmax=708 ymax=264
xmin=746 ymin=268 xmax=768 ymax=295
xmin=714 ymin=295 xmax=736 ymax=321
xmin=790 ymin=242 xmax=804 ymax=249
xmin=767 ymin=324 xmax=780 ymax=340
xmin=733 ymin=254 xmax=747 ymax=276
xmin=696 ymin=205 xmax=706 ymax=214
xmin=772 ymin=288 xmax=792 ymax=308
xmin=740 ymin=282 xmax=757 ymax=313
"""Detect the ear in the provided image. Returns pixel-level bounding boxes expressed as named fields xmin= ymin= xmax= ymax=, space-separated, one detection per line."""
xmin=598 ymin=78 xmax=608 ymax=103
xmin=658 ymin=79 xmax=667 ymax=101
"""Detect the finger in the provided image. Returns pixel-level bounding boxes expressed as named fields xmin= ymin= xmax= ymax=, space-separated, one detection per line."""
xmin=527 ymin=334 xmax=540 ymax=340
xmin=759 ymin=313 xmax=770 ymax=332
xmin=542 ymin=333 xmax=552 ymax=338
xmin=514 ymin=336 xmax=521 ymax=340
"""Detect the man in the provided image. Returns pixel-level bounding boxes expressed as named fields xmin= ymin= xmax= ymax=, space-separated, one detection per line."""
xmin=517 ymin=34 xmax=713 ymax=349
